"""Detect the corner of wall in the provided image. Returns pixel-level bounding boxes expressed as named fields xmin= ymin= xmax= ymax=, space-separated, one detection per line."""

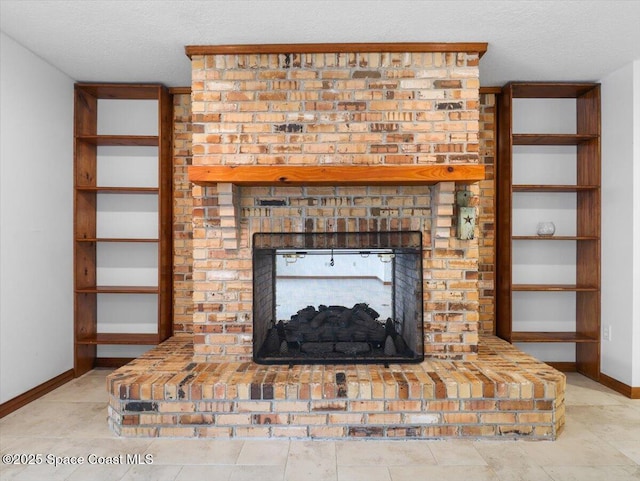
xmin=600 ymin=60 xmax=638 ymax=387
xmin=0 ymin=32 xmax=74 ymax=403
xmin=633 ymin=59 xmax=640 ymax=387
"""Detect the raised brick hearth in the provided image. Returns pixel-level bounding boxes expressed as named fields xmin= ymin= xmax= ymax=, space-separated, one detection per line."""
xmin=107 ymin=335 xmax=565 ymax=439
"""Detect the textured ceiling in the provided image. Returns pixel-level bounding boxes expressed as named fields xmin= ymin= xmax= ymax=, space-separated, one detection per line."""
xmin=1 ymin=0 xmax=639 ymax=87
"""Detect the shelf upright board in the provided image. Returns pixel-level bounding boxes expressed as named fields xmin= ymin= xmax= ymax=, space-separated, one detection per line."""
xmin=496 ymin=84 xmax=514 ymax=342
xmin=157 ymin=85 xmax=173 ymax=342
xmin=73 ymin=83 xmax=173 ymax=376
xmin=575 ymin=84 xmax=601 ymax=380
xmin=74 ymin=85 xmax=99 ymax=375
xmin=496 ymin=82 xmax=601 ymax=380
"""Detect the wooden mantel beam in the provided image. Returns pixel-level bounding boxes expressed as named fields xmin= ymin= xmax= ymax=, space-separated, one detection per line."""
xmin=188 ymin=165 xmax=485 ymax=187
xmin=185 ymin=42 xmax=488 ymax=58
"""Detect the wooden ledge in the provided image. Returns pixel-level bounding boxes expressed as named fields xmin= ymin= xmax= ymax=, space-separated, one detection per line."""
xmin=186 ymin=42 xmax=487 ymax=58
xmin=188 ymin=165 xmax=485 ymax=187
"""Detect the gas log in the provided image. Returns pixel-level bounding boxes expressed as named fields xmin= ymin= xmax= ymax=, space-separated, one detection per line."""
xmin=285 ymin=303 xmax=386 ymax=343
xmin=258 ymin=303 xmax=411 ymax=361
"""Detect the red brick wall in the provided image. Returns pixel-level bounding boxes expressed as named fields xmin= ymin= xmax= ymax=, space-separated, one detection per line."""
xmin=172 ymin=92 xmax=193 ymax=334
xmin=170 ymin=91 xmax=497 ymax=338
xmin=170 ymin=50 xmax=499 ymax=362
xmin=478 ymin=92 xmax=496 ymax=334
xmin=190 ymin=52 xmax=480 ymax=167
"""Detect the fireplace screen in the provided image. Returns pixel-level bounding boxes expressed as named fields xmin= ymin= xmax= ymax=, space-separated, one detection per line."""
xmin=253 ymin=232 xmax=424 ymax=364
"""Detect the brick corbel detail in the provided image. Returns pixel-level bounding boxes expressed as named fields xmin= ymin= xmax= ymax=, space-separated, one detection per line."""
xmin=427 ymin=181 xmax=479 ymax=359
xmin=431 ymin=182 xmax=456 ymax=249
xmin=217 ymin=183 xmax=241 ymax=250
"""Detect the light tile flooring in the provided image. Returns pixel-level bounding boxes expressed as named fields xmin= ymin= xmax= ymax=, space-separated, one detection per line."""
xmin=1 ymin=370 xmax=639 ymax=481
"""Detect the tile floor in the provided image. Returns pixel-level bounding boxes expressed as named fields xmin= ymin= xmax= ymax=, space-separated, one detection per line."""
xmin=1 ymin=370 xmax=639 ymax=481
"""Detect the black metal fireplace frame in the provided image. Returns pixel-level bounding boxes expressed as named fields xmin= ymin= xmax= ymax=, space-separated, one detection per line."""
xmin=252 ymin=231 xmax=424 ymax=365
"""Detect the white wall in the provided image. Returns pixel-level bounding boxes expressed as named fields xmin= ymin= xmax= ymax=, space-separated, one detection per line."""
xmin=633 ymin=60 xmax=640 ymax=387
xmin=0 ymin=32 xmax=74 ymax=403
xmin=601 ymin=59 xmax=640 ymax=387
xmin=276 ymin=250 xmax=391 ymax=282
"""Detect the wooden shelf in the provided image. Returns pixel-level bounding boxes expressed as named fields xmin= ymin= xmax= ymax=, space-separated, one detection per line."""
xmin=512 ymin=134 xmax=598 ymax=145
xmin=510 ymin=82 xmax=600 ymax=99
xmin=513 ymin=184 xmax=599 ymax=192
xmin=76 ymin=333 xmax=161 ymax=345
xmin=75 ymin=238 xmax=158 ymax=243
xmin=74 ymin=83 xmax=165 ymax=99
xmin=512 ymin=284 xmax=599 ymax=292
xmin=74 ymin=82 xmax=173 ymax=377
xmin=496 ymin=81 xmax=601 ymax=381
xmin=75 ymin=186 xmax=159 ymax=194
xmin=513 ymin=236 xmax=598 ymax=241
xmin=511 ymin=332 xmax=599 ymax=343
xmin=188 ymin=164 xmax=486 ymax=186
xmin=76 ymin=286 xmax=159 ymax=294
xmin=76 ymin=134 xmax=158 ymax=146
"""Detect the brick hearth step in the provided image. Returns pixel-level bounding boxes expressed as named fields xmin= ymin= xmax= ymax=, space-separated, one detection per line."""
xmin=107 ymin=334 xmax=564 ymax=439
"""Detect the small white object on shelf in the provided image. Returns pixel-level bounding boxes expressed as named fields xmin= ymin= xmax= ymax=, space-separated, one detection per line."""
xmin=536 ymin=221 xmax=556 ymax=237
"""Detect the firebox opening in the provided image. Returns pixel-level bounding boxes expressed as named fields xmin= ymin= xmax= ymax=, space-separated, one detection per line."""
xmin=253 ymin=232 xmax=424 ymax=364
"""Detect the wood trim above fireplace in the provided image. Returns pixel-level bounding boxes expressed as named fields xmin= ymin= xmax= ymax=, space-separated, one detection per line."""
xmin=185 ymin=42 xmax=488 ymax=57
xmin=188 ymin=164 xmax=485 ymax=186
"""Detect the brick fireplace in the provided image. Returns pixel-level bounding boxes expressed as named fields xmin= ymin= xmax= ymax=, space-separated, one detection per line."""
xmin=107 ymin=43 xmax=566 ymax=440
xmin=187 ymin=44 xmax=486 ymax=363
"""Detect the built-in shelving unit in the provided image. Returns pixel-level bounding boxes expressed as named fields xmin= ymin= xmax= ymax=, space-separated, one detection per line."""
xmin=496 ymin=82 xmax=601 ymax=379
xmin=74 ymin=83 xmax=173 ymax=376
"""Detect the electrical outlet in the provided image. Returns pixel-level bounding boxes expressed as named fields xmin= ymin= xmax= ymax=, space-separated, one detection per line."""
xmin=603 ymin=325 xmax=611 ymax=341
